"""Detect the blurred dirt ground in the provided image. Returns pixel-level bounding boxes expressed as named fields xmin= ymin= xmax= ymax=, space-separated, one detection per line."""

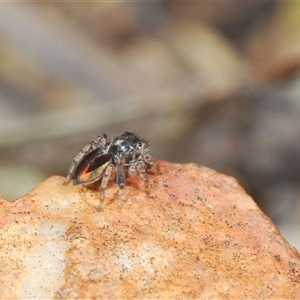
xmin=0 ymin=3 xmax=300 ymax=249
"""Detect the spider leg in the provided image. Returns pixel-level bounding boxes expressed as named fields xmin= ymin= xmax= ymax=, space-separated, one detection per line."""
xmin=128 ymin=164 xmax=137 ymax=177
xmin=98 ymin=164 xmax=114 ymax=210
xmin=144 ymin=154 xmax=160 ymax=174
xmin=116 ymin=164 xmax=127 ymax=202
xmin=118 ymin=188 xmax=126 ymax=202
xmin=135 ymin=159 xmax=149 ymax=192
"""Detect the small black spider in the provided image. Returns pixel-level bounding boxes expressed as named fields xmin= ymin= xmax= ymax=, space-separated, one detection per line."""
xmin=63 ymin=131 xmax=158 ymax=209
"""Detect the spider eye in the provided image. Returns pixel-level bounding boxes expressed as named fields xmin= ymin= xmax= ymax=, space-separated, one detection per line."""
xmin=137 ymin=142 xmax=143 ymax=148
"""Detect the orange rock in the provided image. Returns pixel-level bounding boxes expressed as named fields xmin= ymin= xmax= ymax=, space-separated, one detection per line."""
xmin=0 ymin=161 xmax=299 ymax=299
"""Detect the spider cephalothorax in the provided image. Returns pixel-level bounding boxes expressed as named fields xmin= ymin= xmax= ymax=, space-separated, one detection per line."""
xmin=63 ymin=131 xmax=158 ymax=209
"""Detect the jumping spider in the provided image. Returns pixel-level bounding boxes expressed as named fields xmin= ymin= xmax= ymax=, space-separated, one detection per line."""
xmin=63 ymin=131 xmax=158 ymax=209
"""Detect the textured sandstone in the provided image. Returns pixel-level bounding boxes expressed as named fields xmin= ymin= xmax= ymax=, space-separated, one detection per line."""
xmin=0 ymin=161 xmax=299 ymax=299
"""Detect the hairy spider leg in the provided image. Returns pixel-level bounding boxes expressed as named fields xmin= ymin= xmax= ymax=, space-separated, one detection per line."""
xmin=144 ymin=154 xmax=160 ymax=173
xmin=98 ymin=164 xmax=114 ymax=210
xmin=113 ymin=151 xmax=127 ymax=201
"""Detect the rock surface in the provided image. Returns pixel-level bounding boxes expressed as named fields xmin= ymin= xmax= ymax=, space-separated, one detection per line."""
xmin=0 ymin=161 xmax=299 ymax=299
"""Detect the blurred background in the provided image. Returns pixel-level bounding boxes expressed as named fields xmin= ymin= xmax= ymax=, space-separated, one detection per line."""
xmin=0 ymin=2 xmax=300 ymax=249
